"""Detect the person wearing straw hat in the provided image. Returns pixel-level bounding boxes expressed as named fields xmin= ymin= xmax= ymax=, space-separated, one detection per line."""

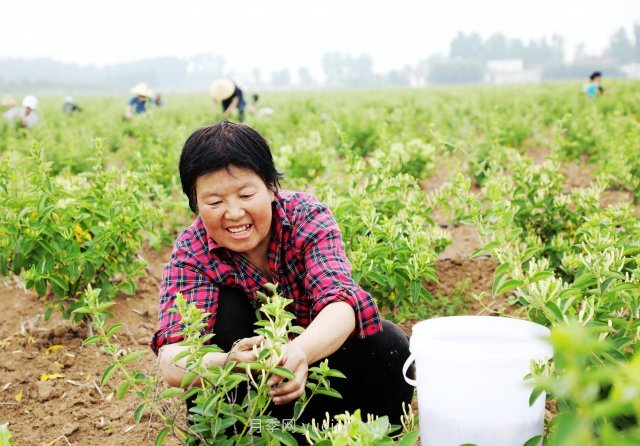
xmin=1 ymin=95 xmax=19 ymax=124
xmin=126 ymin=82 xmax=154 ymax=119
xmin=210 ymin=79 xmax=247 ymax=122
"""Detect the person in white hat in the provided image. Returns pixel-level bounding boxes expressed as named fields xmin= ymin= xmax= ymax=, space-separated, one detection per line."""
xmin=210 ymin=79 xmax=246 ymax=122
xmin=126 ymin=82 xmax=153 ymax=119
xmin=18 ymin=95 xmax=39 ymax=128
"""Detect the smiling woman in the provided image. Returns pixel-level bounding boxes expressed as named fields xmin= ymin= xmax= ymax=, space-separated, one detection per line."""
xmin=151 ymin=120 xmax=414 ymax=426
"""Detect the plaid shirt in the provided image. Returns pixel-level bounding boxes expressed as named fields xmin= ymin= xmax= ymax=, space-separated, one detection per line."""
xmin=151 ymin=191 xmax=381 ymax=354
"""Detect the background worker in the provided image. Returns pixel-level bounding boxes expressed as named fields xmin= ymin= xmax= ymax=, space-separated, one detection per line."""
xmin=210 ymin=79 xmax=246 ymax=122
xmin=1 ymin=95 xmax=18 ymax=123
xmin=584 ymin=71 xmax=604 ymax=98
xmin=125 ymin=82 xmax=153 ymax=119
xmin=63 ymin=96 xmax=82 ymax=115
xmin=17 ymin=95 xmax=39 ymax=128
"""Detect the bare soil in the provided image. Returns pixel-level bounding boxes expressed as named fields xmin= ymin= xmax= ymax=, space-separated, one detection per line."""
xmin=1 ymin=151 xmax=635 ymax=445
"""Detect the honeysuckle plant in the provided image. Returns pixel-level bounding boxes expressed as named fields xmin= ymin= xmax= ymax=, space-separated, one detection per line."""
xmin=453 ymin=158 xmax=640 ymax=442
xmin=0 ymin=142 xmax=162 ymax=321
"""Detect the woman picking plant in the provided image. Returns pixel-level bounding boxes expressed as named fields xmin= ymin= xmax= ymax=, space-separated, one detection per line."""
xmin=151 ymin=120 xmax=414 ymax=426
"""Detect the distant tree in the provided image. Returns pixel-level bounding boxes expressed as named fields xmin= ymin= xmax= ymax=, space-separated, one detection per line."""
xmin=297 ymin=66 xmax=314 ymax=87
xmin=485 ymin=33 xmax=508 ymax=60
xmin=606 ymin=27 xmax=635 ymax=64
xmin=574 ymin=43 xmax=586 ymax=62
xmin=270 ymin=68 xmax=291 ymax=87
xmin=428 ymin=59 xmax=484 ymax=84
xmin=450 ymin=32 xmax=484 ymax=62
xmin=321 ymin=52 xmax=343 ymax=86
xmin=252 ymin=67 xmax=262 ymax=85
xmin=634 ymin=23 xmax=640 ymax=61
xmin=321 ymin=52 xmax=375 ymax=87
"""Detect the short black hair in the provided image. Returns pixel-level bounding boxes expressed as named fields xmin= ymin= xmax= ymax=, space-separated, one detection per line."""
xmin=179 ymin=120 xmax=283 ymax=213
xmin=590 ymin=71 xmax=602 ymax=81
xmin=252 ymin=93 xmax=260 ymax=102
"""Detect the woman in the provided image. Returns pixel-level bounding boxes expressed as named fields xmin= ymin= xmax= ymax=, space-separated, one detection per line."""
xmin=151 ymin=121 xmax=414 ymax=425
xmin=210 ymin=79 xmax=246 ymax=122
xmin=125 ymin=82 xmax=153 ymax=119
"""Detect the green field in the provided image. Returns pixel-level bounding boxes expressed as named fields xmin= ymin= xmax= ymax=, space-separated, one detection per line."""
xmin=1 ymin=81 xmax=640 ymax=445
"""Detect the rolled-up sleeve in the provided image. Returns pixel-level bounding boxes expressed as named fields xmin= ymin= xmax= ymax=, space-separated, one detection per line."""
xmin=150 ymin=242 xmax=218 ymax=354
xmin=297 ymin=203 xmax=381 ymax=338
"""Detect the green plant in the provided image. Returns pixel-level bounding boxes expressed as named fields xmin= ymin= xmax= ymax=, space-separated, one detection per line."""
xmin=0 ymin=423 xmax=16 ymax=446
xmin=317 ymin=156 xmax=450 ymax=319
xmin=533 ymin=323 xmax=640 ymax=446
xmin=79 ymin=283 xmax=351 ymax=445
xmin=0 ymin=142 xmax=163 ymax=320
xmin=303 ymin=406 xmax=420 ymax=446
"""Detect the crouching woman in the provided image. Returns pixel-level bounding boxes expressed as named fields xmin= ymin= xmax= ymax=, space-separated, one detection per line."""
xmin=151 ymin=120 xmax=414 ymax=425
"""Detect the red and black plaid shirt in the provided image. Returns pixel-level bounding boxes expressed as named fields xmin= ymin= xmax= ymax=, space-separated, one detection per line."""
xmin=151 ymin=191 xmax=381 ymax=354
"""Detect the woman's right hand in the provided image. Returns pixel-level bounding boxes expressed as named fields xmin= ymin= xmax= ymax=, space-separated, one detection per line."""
xmin=225 ymin=335 xmax=264 ymax=364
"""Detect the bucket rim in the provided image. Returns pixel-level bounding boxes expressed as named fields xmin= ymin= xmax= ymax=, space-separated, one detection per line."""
xmin=409 ymin=315 xmax=552 ymax=361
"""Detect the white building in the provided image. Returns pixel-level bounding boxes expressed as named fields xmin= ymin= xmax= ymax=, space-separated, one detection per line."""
xmin=485 ymin=59 xmax=541 ymax=84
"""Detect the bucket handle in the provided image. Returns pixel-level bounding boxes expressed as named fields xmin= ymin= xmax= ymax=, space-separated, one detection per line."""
xmin=402 ymin=353 xmax=417 ymax=387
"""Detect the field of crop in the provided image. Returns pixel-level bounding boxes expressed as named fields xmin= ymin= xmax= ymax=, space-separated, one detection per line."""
xmin=1 ymin=81 xmax=640 ymax=445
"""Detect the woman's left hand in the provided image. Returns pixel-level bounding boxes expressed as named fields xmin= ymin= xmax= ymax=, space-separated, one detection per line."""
xmin=267 ymin=342 xmax=308 ymax=405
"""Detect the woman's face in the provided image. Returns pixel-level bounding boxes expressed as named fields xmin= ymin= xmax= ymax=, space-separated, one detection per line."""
xmin=195 ymin=165 xmax=275 ymax=261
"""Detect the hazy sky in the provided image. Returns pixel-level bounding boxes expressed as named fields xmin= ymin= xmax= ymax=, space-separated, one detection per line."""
xmin=1 ymin=0 xmax=638 ymax=78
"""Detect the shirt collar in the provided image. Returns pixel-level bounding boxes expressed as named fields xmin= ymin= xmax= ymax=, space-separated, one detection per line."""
xmin=205 ymin=192 xmax=291 ymax=253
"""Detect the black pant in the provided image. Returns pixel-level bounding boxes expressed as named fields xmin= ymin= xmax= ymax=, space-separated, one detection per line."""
xmin=188 ymin=286 xmax=415 ymax=426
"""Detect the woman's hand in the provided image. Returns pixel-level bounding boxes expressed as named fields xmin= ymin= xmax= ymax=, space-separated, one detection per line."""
xmin=267 ymin=342 xmax=309 ymax=405
xmin=226 ymin=335 xmax=263 ymax=365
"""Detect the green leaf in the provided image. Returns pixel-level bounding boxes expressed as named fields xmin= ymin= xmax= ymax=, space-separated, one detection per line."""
xmin=495 ymin=278 xmax=524 ymax=295
xmin=47 ymin=275 xmax=69 ymax=292
xmin=160 ymin=387 xmax=184 ymax=399
xmin=271 ymin=366 xmax=295 ymax=380
xmin=492 ymin=274 xmax=508 ymax=296
xmin=610 ymin=282 xmax=637 ymax=293
xmin=106 ymin=323 xmax=124 ymax=338
xmin=572 ymin=272 xmax=596 ymax=289
xmin=120 ymin=280 xmax=136 ymax=295
xmin=494 ymin=262 xmax=511 ymax=276
xmin=530 ymin=271 xmax=553 ymax=282
xmin=269 ymin=429 xmax=298 ymax=446
xmin=34 ymin=279 xmax=47 ymax=297
xmin=546 ymin=301 xmax=564 ymax=322
xmin=599 ymin=277 xmax=615 ymax=294
xmin=523 ymin=435 xmax=543 ymax=446
xmin=116 ymin=381 xmax=130 ymax=400
xmin=326 ymin=369 xmax=347 ymax=379
xmin=133 ymin=403 xmax=147 ymax=423
xmin=83 ymin=335 xmax=102 ymax=346
xmin=180 ymin=371 xmax=198 ymax=388
xmin=528 ymin=386 xmax=545 ymax=407
xmin=121 ymin=351 xmax=147 ymax=364
xmin=154 ymin=427 xmax=170 ymax=446
xmin=398 ymin=430 xmax=420 ymax=446
xmin=100 ymin=363 xmax=117 ymax=386
xmin=315 ymin=387 xmax=342 ymax=399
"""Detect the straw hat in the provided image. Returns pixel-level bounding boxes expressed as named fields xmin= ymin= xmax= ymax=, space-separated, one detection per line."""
xmin=1 ymin=95 xmax=16 ymax=108
xmin=130 ymin=82 xmax=154 ymax=97
xmin=22 ymin=95 xmax=38 ymax=110
xmin=209 ymin=79 xmax=235 ymax=100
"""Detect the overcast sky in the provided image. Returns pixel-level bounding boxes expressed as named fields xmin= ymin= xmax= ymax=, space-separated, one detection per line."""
xmin=1 ymin=0 xmax=638 ymax=78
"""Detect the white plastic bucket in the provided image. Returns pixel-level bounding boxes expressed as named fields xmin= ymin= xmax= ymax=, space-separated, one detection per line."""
xmin=402 ymin=316 xmax=552 ymax=446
